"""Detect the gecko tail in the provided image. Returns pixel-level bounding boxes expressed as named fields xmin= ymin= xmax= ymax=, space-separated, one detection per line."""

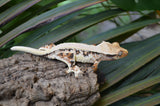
xmin=11 ymin=46 xmax=49 ymax=55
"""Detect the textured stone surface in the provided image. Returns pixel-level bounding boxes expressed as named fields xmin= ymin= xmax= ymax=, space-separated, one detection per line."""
xmin=0 ymin=54 xmax=100 ymax=106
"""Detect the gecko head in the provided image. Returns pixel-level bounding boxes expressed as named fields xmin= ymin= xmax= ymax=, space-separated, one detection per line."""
xmin=98 ymin=41 xmax=128 ymax=59
xmin=112 ymin=42 xmax=128 ymax=59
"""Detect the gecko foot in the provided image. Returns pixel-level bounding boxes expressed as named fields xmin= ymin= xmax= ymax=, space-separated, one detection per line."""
xmin=73 ymin=66 xmax=83 ymax=78
xmin=66 ymin=68 xmax=74 ymax=73
xmin=66 ymin=66 xmax=83 ymax=77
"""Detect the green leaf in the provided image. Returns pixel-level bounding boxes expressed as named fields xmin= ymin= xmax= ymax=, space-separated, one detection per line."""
xmin=0 ymin=0 xmax=41 ymax=26
xmin=0 ymin=30 xmax=2 ymax=34
xmin=16 ymin=9 xmax=85 ymax=46
xmin=1 ymin=0 xmax=65 ymax=35
xmin=82 ymin=19 xmax=160 ymax=44
xmin=29 ymin=9 xmax=123 ymax=48
xmin=0 ymin=0 xmax=11 ymax=7
xmin=125 ymin=92 xmax=160 ymax=106
xmin=109 ymin=28 xmax=141 ymax=43
xmin=34 ymin=0 xmax=66 ymax=14
xmin=95 ymin=74 xmax=160 ymax=106
xmin=111 ymin=0 xmax=160 ymax=10
xmin=99 ymin=34 xmax=160 ymax=92
xmin=117 ymin=56 xmax=160 ymax=89
xmin=37 ymin=0 xmax=62 ymax=6
xmin=0 ymin=0 xmax=106 ymax=47
xmin=103 ymin=12 xmax=155 ymax=43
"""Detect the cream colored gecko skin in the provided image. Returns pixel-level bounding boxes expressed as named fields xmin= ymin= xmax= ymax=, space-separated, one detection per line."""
xmin=11 ymin=41 xmax=128 ymax=77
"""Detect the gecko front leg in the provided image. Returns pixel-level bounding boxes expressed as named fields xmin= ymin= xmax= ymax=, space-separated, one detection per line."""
xmin=92 ymin=61 xmax=100 ymax=72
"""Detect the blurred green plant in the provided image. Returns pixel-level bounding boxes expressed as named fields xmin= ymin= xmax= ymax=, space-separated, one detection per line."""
xmin=0 ymin=0 xmax=160 ymax=105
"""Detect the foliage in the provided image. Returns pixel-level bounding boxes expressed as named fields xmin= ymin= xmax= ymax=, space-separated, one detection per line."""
xmin=111 ymin=0 xmax=160 ymax=10
xmin=0 ymin=0 xmax=160 ymax=105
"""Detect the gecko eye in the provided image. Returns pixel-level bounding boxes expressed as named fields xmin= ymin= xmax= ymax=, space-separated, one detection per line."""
xmin=118 ymin=51 xmax=123 ymax=56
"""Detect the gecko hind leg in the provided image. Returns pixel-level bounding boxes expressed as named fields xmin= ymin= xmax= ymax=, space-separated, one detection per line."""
xmin=55 ymin=52 xmax=83 ymax=77
xmin=62 ymin=60 xmax=83 ymax=77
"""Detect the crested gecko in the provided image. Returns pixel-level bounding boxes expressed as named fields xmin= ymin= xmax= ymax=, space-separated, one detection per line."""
xmin=11 ymin=41 xmax=128 ymax=77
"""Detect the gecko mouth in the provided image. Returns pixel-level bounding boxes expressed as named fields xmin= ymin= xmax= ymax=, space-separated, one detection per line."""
xmin=106 ymin=54 xmax=117 ymax=57
xmin=105 ymin=54 xmax=118 ymax=60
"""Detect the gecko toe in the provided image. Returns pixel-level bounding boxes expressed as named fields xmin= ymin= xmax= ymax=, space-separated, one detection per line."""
xmin=66 ymin=69 xmax=73 ymax=73
xmin=73 ymin=66 xmax=83 ymax=77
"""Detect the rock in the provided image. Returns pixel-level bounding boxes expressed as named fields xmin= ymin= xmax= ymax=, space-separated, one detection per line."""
xmin=0 ymin=53 xmax=100 ymax=106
